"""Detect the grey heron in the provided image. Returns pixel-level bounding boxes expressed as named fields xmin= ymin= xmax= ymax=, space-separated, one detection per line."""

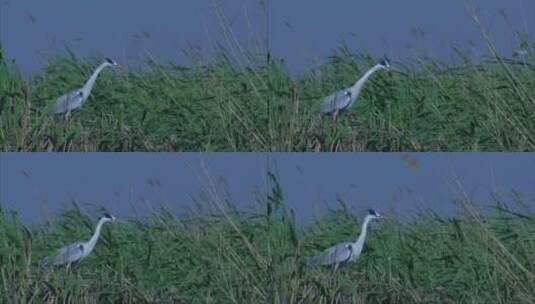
xmin=51 ymin=58 xmax=119 ymax=114
xmin=321 ymin=58 xmax=391 ymax=120
xmin=308 ymin=209 xmax=381 ymax=271
xmin=42 ymin=213 xmax=116 ymax=267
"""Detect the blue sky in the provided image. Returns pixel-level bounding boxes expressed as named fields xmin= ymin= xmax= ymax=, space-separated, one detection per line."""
xmin=1 ymin=0 xmax=533 ymax=76
xmin=1 ymin=153 xmax=534 ymax=224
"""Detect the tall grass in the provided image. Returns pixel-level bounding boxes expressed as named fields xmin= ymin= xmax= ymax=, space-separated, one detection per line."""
xmin=0 ymin=37 xmax=533 ymax=151
xmin=1 ymin=176 xmax=534 ymax=303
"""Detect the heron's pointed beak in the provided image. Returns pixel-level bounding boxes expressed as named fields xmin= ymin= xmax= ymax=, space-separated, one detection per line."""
xmin=381 ymin=215 xmax=394 ymax=221
xmin=112 ymin=65 xmax=124 ymax=76
xmin=389 ymin=67 xmax=404 ymax=74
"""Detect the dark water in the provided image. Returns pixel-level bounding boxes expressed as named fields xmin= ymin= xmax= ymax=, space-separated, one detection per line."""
xmin=1 ymin=0 xmax=533 ymax=77
xmin=1 ymin=153 xmax=534 ymax=225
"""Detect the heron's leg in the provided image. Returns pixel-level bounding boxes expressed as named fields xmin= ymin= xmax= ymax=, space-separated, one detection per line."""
xmin=331 ymin=109 xmax=341 ymax=136
xmin=332 ymin=109 xmax=339 ymax=125
xmin=64 ymin=111 xmax=71 ymax=124
xmin=327 ymin=262 xmax=340 ymax=288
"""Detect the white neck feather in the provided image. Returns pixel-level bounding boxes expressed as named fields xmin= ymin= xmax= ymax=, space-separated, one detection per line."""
xmin=352 ymin=214 xmax=375 ymax=258
xmin=348 ymin=64 xmax=385 ymax=101
xmin=84 ymin=217 xmax=110 ymax=253
xmin=82 ymin=62 xmax=111 ymax=95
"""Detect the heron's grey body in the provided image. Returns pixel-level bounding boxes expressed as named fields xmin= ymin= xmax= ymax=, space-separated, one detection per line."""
xmin=42 ymin=214 xmax=116 ymax=266
xmin=309 ymin=210 xmax=381 ymax=270
xmin=52 ymin=89 xmax=86 ymax=114
xmin=49 ymin=242 xmax=85 ymax=266
xmin=321 ymin=90 xmax=353 ymax=114
xmin=51 ymin=58 xmax=118 ymax=114
xmin=321 ymin=58 xmax=391 ymax=116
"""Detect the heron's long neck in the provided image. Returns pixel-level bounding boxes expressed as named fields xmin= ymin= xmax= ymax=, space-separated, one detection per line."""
xmin=83 ymin=63 xmax=110 ymax=93
xmin=85 ymin=218 xmax=107 ymax=252
xmin=349 ymin=64 xmax=384 ymax=99
xmin=353 ymin=215 xmax=373 ymax=250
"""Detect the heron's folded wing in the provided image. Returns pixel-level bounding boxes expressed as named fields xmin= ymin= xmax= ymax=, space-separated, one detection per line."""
xmin=310 ymin=242 xmax=352 ymax=266
xmin=321 ymin=90 xmax=351 ymax=114
xmin=51 ymin=90 xmax=81 ymax=114
xmin=323 ymin=242 xmax=352 ymax=265
xmin=52 ymin=242 xmax=84 ymax=265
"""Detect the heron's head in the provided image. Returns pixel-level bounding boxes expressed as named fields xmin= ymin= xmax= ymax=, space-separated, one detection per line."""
xmin=105 ymin=58 xmax=119 ymax=67
xmin=103 ymin=213 xmax=117 ymax=222
xmin=379 ymin=57 xmax=391 ymax=71
xmin=368 ymin=209 xmax=381 ymax=220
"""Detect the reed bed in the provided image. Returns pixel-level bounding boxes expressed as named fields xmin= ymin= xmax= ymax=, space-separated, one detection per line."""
xmin=1 ymin=177 xmax=534 ymax=303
